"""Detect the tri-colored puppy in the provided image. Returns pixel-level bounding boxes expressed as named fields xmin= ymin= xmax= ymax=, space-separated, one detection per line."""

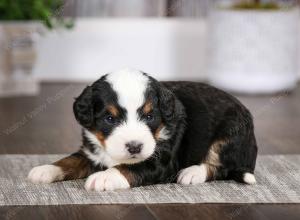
xmin=28 ymin=68 xmax=257 ymax=191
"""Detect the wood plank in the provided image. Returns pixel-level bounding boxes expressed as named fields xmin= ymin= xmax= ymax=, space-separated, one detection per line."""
xmin=1 ymin=204 xmax=299 ymax=220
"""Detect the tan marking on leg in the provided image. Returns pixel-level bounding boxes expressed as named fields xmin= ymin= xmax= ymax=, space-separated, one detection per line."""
xmin=204 ymin=139 xmax=228 ymax=180
xmin=53 ymin=152 xmax=92 ymax=180
xmin=114 ymin=165 xmax=137 ymax=187
xmin=205 ymin=164 xmax=218 ymax=181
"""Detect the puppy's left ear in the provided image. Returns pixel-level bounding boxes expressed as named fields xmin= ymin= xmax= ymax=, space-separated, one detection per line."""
xmin=73 ymin=86 xmax=95 ymax=128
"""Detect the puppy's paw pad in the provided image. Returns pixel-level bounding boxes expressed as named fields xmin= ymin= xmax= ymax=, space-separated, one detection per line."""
xmin=85 ymin=168 xmax=130 ymax=192
xmin=177 ymin=165 xmax=207 ymax=185
xmin=28 ymin=165 xmax=64 ymax=184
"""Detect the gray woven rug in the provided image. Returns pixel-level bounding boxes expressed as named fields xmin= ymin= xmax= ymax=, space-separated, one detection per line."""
xmin=0 ymin=154 xmax=299 ymax=205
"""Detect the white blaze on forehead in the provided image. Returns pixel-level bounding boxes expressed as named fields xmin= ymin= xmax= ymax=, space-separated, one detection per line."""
xmin=104 ymin=68 xmax=156 ymax=162
xmin=106 ymin=68 xmax=149 ymax=113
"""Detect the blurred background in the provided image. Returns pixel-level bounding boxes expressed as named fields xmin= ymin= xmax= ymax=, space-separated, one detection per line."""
xmin=0 ymin=0 xmax=299 ymax=155
xmin=1 ymin=0 xmax=299 ymax=96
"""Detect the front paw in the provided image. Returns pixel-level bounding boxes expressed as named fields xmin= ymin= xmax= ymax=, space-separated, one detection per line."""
xmin=27 ymin=165 xmax=64 ymax=183
xmin=177 ymin=165 xmax=207 ymax=185
xmin=85 ymin=168 xmax=130 ymax=191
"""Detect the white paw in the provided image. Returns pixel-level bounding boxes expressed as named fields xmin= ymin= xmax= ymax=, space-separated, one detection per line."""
xmin=243 ymin=173 xmax=256 ymax=185
xmin=27 ymin=165 xmax=64 ymax=184
xmin=85 ymin=168 xmax=130 ymax=191
xmin=177 ymin=165 xmax=207 ymax=185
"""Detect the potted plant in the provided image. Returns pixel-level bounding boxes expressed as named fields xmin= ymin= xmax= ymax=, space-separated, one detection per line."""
xmin=0 ymin=0 xmax=72 ymax=97
xmin=207 ymin=0 xmax=299 ymax=94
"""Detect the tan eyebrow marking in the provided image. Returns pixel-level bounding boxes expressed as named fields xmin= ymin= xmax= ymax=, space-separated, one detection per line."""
xmin=143 ymin=101 xmax=153 ymax=114
xmin=107 ymin=105 xmax=119 ymax=117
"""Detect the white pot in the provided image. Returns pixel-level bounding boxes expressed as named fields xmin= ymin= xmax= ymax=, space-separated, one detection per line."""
xmin=207 ymin=8 xmax=299 ymax=94
xmin=0 ymin=22 xmax=42 ymax=97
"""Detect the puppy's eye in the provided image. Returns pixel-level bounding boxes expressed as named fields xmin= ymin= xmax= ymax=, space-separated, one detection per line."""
xmin=105 ymin=115 xmax=116 ymax=125
xmin=145 ymin=114 xmax=154 ymax=121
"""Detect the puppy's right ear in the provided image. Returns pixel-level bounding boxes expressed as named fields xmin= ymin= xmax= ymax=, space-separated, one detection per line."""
xmin=73 ymin=86 xmax=94 ymax=128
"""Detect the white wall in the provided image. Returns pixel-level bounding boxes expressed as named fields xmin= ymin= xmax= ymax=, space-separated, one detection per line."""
xmin=33 ymin=18 xmax=300 ymax=82
xmin=33 ymin=18 xmax=207 ymax=82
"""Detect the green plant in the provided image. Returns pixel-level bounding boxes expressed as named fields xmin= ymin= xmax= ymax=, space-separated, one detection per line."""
xmin=0 ymin=0 xmax=73 ymax=29
xmin=232 ymin=0 xmax=280 ymax=10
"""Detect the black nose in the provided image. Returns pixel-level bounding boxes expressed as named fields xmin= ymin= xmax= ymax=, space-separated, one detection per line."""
xmin=125 ymin=141 xmax=143 ymax=155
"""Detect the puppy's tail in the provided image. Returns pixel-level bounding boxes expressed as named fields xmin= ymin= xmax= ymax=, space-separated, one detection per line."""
xmin=229 ymin=170 xmax=256 ymax=185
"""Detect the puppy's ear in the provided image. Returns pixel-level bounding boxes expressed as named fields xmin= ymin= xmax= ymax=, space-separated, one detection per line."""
xmin=73 ymin=86 xmax=95 ymax=128
xmin=158 ymin=85 xmax=176 ymax=122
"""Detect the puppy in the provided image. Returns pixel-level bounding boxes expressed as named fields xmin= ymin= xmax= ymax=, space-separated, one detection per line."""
xmin=28 ymin=68 xmax=257 ymax=191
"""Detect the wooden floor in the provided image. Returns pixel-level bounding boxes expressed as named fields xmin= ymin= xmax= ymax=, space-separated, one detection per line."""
xmin=0 ymin=83 xmax=299 ymax=220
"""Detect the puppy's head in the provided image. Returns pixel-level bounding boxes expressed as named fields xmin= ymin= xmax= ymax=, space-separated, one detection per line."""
xmin=73 ymin=69 xmax=181 ymax=164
